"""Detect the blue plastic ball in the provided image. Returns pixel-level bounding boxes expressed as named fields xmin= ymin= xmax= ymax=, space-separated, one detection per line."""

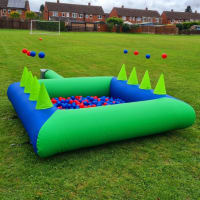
xmin=124 ymin=49 xmax=128 ymax=54
xmin=30 ymin=51 xmax=36 ymax=57
xmin=146 ymin=54 xmax=151 ymax=59
xmin=38 ymin=52 xmax=45 ymax=58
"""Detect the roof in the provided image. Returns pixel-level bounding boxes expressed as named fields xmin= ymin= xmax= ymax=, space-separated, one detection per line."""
xmin=163 ymin=11 xmax=200 ymax=20
xmin=45 ymin=2 xmax=105 ymax=15
xmin=113 ymin=7 xmax=160 ymax=18
xmin=0 ymin=0 xmax=8 ymax=8
xmin=0 ymin=0 xmax=28 ymax=9
xmin=7 ymin=0 xmax=26 ymax=8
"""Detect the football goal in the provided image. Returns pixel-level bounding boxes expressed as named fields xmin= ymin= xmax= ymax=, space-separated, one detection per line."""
xmin=30 ymin=20 xmax=61 ymax=35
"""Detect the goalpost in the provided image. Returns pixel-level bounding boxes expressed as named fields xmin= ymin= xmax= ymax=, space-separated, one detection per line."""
xmin=30 ymin=20 xmax=61 ymax=35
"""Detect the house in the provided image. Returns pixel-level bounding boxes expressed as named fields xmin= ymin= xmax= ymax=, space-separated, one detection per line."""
xmin=109 ymin=6 xmax=161 ymax=24
xmin=0 ymin=0 xmax=30 ymax=19
xmin=162 ymin=10 xmax=200 ymax=24
xmin=44 ymin=1 xmax=106 ymax=23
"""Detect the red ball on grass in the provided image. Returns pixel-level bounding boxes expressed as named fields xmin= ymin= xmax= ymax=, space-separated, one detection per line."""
xmin=27 ymin=51 xmax=31 ymax=56
xmin=162 ymin=53 xmax=167 ymax=59
xmin=39 ymin=38 xmax=43 ymax=41
xmin=22 ymin=49 xmax=27 ymax=54
xmin=134 ymin=51 xmax=139 ymax=56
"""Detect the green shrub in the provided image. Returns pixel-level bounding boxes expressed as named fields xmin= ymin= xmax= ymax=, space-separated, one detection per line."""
xmin=10 ymin=11 xmax=20 ymax=18
xmin=122 ymin=24 xmax=131 ymax=32
xmin=131 ymin=24 xmax=139 ymax=29
xmin=107 ymin=23 xmax=114 ymax=32
xmin=26 ymin=11 xmax=36 ymax=19
xmin=36 ymin=21 xmax=65 ymax=32
xmin=176 ymin=21 xmax=200 ymax=30
xmin=106 ymin=17 xmax=123 ymax=26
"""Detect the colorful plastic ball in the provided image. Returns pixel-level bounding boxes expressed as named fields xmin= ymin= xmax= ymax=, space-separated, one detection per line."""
xmin=146 ymin=54 xmax=151 ymax=59
xmin=124 ymin=49 xmax=128 ymax=54
xmin=27 ymin=51 xmax=31 ymax=56
xmin=134 ymin=51 xmax=139 ymax=55
xmin=39 ymin=38 xmax=43 ymax=41
xmin=22 ymin=49 xmax=27 ymax=54
xmin=30 ymin=51 xmax=36 ymax=57
xmin=38 ymin=52 xmax=45 ymax=58
xmin=162 ymin=53 xmax=167 ymax=59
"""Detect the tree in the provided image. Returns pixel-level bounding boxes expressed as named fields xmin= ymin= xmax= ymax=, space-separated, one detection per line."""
xmin=185 ymin=5 xmax=192 ymax=13
xmin=10 ymin=11 xmax=20 ymax=18
xmin=40 ymin=4 xmax=44 ymax=13
xmin=106 ymin=17 xmax=123 ymax=26
xmin=25 ymin=11 xmax=36 ymax=19
xmin=106 ymin=17 xmax=123 ymax=32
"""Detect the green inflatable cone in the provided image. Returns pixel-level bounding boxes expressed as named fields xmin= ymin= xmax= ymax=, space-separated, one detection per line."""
xmin=36 ymin=83 xmax=53 ymax=110
xmin=24 ymin=71 xmax=34 ymax=94
xmin=29 ymin=76 xmax=41 ymax=101
xmin=117 ymin=64 xmax=127 ymax=81
xmin=127 ymin=67 xmax=138 ymax=85
xmin=140 ymin=70 xmax=152 ymax=90
xmin=20 ymin=67 xmax=28 ymax=87
xmin=154 ymin=74 xmax=167 ymax=95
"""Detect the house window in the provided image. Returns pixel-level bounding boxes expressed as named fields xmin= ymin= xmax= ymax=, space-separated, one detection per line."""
xmin=8 ymin=9 xmax=11 ymax=14
xmin=3 ymin=9 xmax=6 ymax=15
xmin=90 ymin=14 xmax=93 ymax=18
xmin=52 ymin=11 xmax=58 ymax=17
xmin=122 ymin=16 xmax=126 ymax=20
xmin=148 ymin=17 xmax=152 ymax=22
xmin=156 ymin=18 xmax=159 ymax=23
xmin=66 ymin=12 xmax=69 ymax=17
xmin=79 ymin=14 xmax=83 ymax=18
xmin=72 ymin=13 xmax=77 ymax=18
xmin=129 ymin=17 xmax=132 ymax=21
xmin=137 ymin=17 xmax=141 ymax=22
xmin=132 ymin=17 xmax=135 ymax=21
xmin=85 ymin=14 xmax=89 ymax=18
xmin=62 ymin=12 xmax=65 ymax=17
xmin=143 ymin=17 xmax=146 ymax=22
xmin=17 ymin=10 xmax=22 ymax=14
xmin=98 ymin=15 xmax=102 ymax=19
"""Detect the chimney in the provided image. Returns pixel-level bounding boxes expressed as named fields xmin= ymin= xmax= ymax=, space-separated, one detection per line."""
xmin=88 ymin=2 xmax=91 ymax=6
xmin=171 ymin=9 xmax=174 ymax=12
xmin=57 ymin=0 xmax=59 ymax=3
xmin=122 ymin=5 xmax=124 ymax=8
xmin=146 ymin=7 xmax=148 ymax=11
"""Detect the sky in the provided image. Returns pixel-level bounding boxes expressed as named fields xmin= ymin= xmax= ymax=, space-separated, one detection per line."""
xmin=30 ymin=0 xmax=200 ymax=13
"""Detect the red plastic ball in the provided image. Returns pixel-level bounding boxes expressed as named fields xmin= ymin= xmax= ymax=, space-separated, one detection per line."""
xmin=134 ymin=51 xmax=139 ymax=56
xmin=39 ymin=38 xmax=43 ymax=41
xmin=22 ymin=49 xmax=27 ymax=54
xmin=162 ymin=53 xmax=167 ymax=59
xmin=27 ymin=51 xmax=31 ymax=56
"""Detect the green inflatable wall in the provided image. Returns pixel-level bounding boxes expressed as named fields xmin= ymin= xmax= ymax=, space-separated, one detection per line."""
xmin=37 ymin=97 xmax=195 ymax=157
xmin=39 ymin=77 xmax=112 ymax=98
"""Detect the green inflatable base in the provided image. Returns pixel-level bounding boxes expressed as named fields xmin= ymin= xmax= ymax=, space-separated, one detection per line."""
xmin=34 ymin=71 xmax=196 ymax=157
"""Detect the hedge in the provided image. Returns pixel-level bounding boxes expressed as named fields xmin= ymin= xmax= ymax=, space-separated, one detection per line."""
xmin=36 ymin=21 xmax=65 ymax=32
xmin=176 ymin=22 xmax=200 ymax=31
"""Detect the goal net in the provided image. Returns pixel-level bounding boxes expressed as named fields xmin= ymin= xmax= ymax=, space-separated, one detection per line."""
xmin=30 ymin=20 xmax=61 ymax=35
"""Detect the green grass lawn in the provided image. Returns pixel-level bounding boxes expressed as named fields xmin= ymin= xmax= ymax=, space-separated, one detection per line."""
xmin=0 ymin=29 xmax=200 ymax=200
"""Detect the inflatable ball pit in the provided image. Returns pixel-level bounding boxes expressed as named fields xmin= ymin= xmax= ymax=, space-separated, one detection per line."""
xmin=7 ymin=66 xmax=196 ymax=158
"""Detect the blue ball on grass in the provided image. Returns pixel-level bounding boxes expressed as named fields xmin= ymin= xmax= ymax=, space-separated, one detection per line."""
xmin=30 ymin=51 xmax=36 ymax=57
xmin=146 ymin=54 xmax=151 ymax=59
xmin=38 ymin=52 xmax=45 ymax=58
xmin=124 ymin=49 xmax=128 ymax=54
